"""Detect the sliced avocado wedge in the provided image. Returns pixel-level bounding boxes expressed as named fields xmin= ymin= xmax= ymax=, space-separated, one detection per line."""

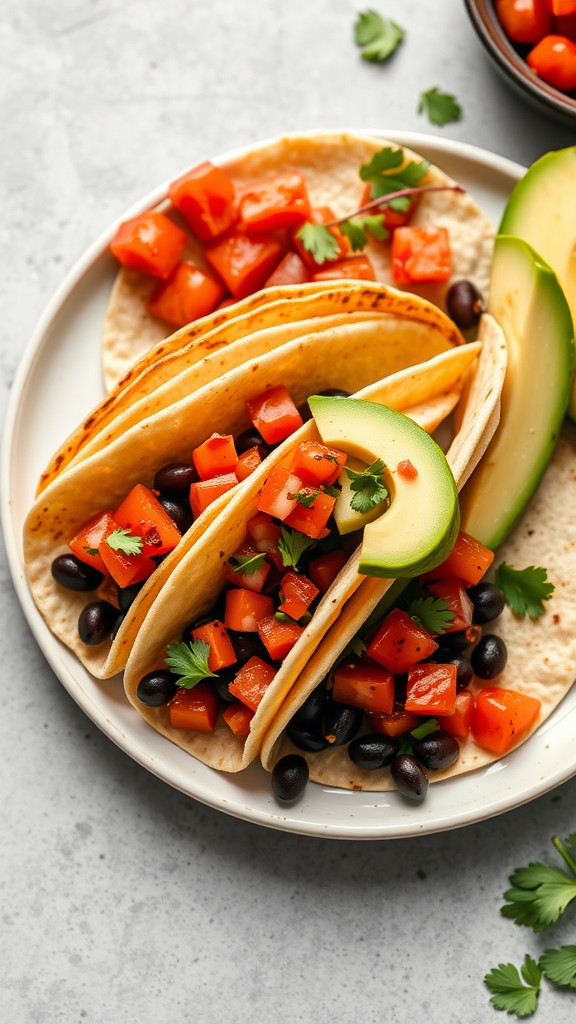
xmin=333 ymin=455 xmax=389 ymax=536
xmin=309 ymin=396 xmax=459 ymax=578
xmin=459 ymin=236 xmax=574 ymax=550
xmin=499 ymin=147 xmax=576 ymax=421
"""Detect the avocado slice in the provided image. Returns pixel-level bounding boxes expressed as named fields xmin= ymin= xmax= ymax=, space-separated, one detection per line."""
xmin=333 ymin=455 xmax=389 ymax=536
xmin=499 ymin=147 xmax=576 ymax=421
xmin=459 ymin=236 xmax=574 ymax=550
xmin=309 ymin=396 xmax=459 ymax=578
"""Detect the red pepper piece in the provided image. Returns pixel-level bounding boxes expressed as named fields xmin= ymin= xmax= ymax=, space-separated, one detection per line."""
xmin=222 ymin=701 xmax=255 ymax=738
xmin=189 ymin=473 xmax=238 ymax=518
xmin=333 ymin=659 xmax=395 ymax=715
xmin=238 ymin=172 xmax=311 ymax=232
xmin=441 ymin=690 xmax=474 ymax=739
xmin=224 ymin=589 xmax=274 ymax=632
xmin=278 ymin=570 xmax=319 ymax=620
xmin=235 ymin=446 xmax=263 ymax=482
xmin=246 ymin=385 xmax=303 ymax=445
xmin=223 ymin=542 xmax=271 ymax=593
xmin=204 ymin=229 xmax=283 ymax=298
xmin=191 ymin=619 xmax=237 ymax=672
xmin=369 ymin=707 xmax=421 ymax=737
xmin=114 ymin=484 xmax=182 ymax=557
xmin=405 ymin=663 xmax=457 ymax=717
xmin=192 ymin=433 xmax=238 ymax=481
xmin=290 ymin=441 xmax=347 ymax=487
xmin=228 ymin=656 xmax=276 ymax=710
xmin=420 ymin=531 xmax=494 ymax=588
xmin=147 ymin=262 xmax=226 ymax=329
xmin=263 ymin=252 xmax=311 ymax=288
xmin=98 ymin=538 xmax=156 ymax=589
xmin=168 ymin=161 xmax=236 ymax=241
xmin=471 ymin=687 xmax=541 ymax=754
xmin=392 ymin=227 xmax=452 ymax=284
xmin=312 ymin=254 xmax=376 ymax=283
xmin=69 ymin=510 xmax=117 ymax=575
xmin=367 ymin=608 xmax=439 ymax=674
xmin=110 ymin=213 xmax=187 ymax=279
xmin=427 ymin=577 xmax=474 ymax=633
xmin=308 ymin=548 xmax=347 ymax=593
xmin=168 ymin=682 xmax=218 ymax=732
xmin=284 ymin=488 xmax=336 ymax=539
xmin=257 ymin=466 xmax=302 ymax=521
xmin=257 ymin=615 xmax=304 ymax=660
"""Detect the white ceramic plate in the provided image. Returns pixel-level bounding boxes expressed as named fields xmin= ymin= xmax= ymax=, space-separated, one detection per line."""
xmin=3 ymin=131 xmax=576 ymax=840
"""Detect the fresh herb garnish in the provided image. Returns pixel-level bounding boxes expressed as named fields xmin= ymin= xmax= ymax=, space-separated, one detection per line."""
xmin=83 ymin=546 xmax=99 ymax=557
xmin=291 ymin=489 xmax=320 ymax=509
xmin=277 ymin=527 xmax=316 ymax=570
xmin=539 ymin=945 xmax=576 ymax=988
xmin=323 ymin=484 xmax=341 ymax=498
xmin=229 ymin=551 xmax=267 ymax=576
xmin=418 ymin=86 xmax=462 ymax=126
xmin=340 ymin=636 xmax=368 ymax=661
xmin=410 ymin=718 xmax=439 ymax=741
xmin=340 ymin=214 xmax=389 ymax=250
xmin=165 ymin=638 xmax=217 ymax=689
xmin=105 ymin=527 xmax=143 ymax=556
xmin=345 ymin=458 xmax=388 ymax=514
xmin=359 ymin=146 xmax=429 ymax=202
xmin=500 ymin=835 xmax=576 ymax=932
xmin=484 ymin=956 xmax=541 ymax=1018
xmin=295 ymin=221 xmax=341 ymax=265
xmin=354 ymin=10 xmax=405 ymax=63
xmin=409 ymin=596 xmax=455 ymax=635
xmin=495 ymin=563 xmax=554 ymax=620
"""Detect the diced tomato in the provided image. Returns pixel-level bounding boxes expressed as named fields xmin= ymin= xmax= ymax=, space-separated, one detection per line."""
xmin=359 ymin=182 xmax=415 ymax=229
xmin=168 ymin=161 xmax=236 ymax=241
xmin=397 ymin=459 xmax=418 ymax=479
xmin=168 ymin=682 xmax=218 ymax=732
xmin=308 ymin=548 xmax=347 ymax=593
xmin=191 ymin=619 xmax=237 ymax=672
xmin=263 ymin=252 xmax=311 ymax=288
xmin=333 ymin=660 xmax=395 ymax=715
xmin=223 ymin=542 xmax=271 ymax=593
xmin=291 ymin=207 xmax=350 ymax=268
xmin=471 ymin=687 xmax=541 ymax=755
xmin=247 ymin=513 xmax=284 ymax=570
xmin=405 ymin=663 xmax=457 ymax=717
xmin=204 ymin=229 xmax=283 ymax=299
xmin=235 ymin=446 xmax=263 ymax=482
xmin=392 ymin=227 xmax=452 ymax=284
xmin=257 ymin=615 xmax=303 ymax=660
xmin=279 ymin=571 xmax=319 ymax=620
xmin=441 ymin=690 xmax=473 ymax=739
xmin=114 ymin=484 xmax=182 ymax=557
xmin=238 ymin=172 xmax=311 ymax=232
xmin=312 ymin=255 xmax=376 ymax=283
xmin=69 ymin=510 xmax=117 ymax=575
xmin=110 ymin=213 xmax=187 ymax=279
xmin=228 ymin=655 xmax=276 ymax=710
xmin=189 ymin=473 xmax=238 ymax=518
xmin=224 ymin=588 xmax=274 ymax=632
xmin=222 ymin=701 xmax=255 ymax=738
xmin=246 ymin=385 xmax=303 ymax=445
xmin=549 ymin=0 xmax=576 ymax=14
xmin=147 ymin=262 xmax=226 ymax=328
xmin=421 ymin=531 xmax=494 ymax=587
xmin=284 ymin=487 xmax=336 ymax=539
xmin=496 ymin=0 xmax=551 ymax=43
xmin=369 ymin=706 xmax=420 ymax=737
xmin=291 ymin=441 xmax=347 ymax=487
xmin=426 ymin=577 xmax=474 ymax=633
xmin=98 ymin=538 xmax=156 ymax=589
xmin=192 ymin=433 xmax=238 ymax=481
xmin=367 ymin=608 xmax=439 ymax=674
xmin=257 ymin=466 xmax=301 ymax=520
xmin=527 ymin=34 xmax=576 ymax=89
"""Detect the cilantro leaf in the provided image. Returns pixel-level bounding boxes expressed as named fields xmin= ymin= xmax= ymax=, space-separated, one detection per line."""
xmin=484 ymin=956 xmax=541 ymax=1018
xmin=501 ymin=863 xmax=576 ymax=932
xmin=409 ymin=596 xmax=455 ymax=635
xmin=418 ymin=87 xmax=462 ymax=127
xmin=294 ymin=222 xmax=340 ymax=264
xmin=277 ymin=527 xmax=317 ymax=570
xmin=539 ymin=945 xmax=576 ymax=988
xmin=359 ymin=146 xmax=429 ymax=203
xmin=165 ymin=639 xmax=217 ymax=689
xmin=341 ymin=636 xmax=367 ymax=660
xmin=323 ymin=484 xmax=341 ymax=498
xmin=345 ymin=458 xmax=388 ymax=514
xmin=83 ymin=546 xmax=99 ymax=557
xmin=105 ymin=527 xmax=143 ymax=557
xmin=340 ymin=214 xmax=389 ymax=251
xmin=291 ymin=489 xmax=320 ymax=509
xmin=354 ymin=10 xmax=405 ymax=63
xmin=495 ymin=563 xmax=554 ymax=620
xmin=229 ymin=551 xmax=266 ymax=576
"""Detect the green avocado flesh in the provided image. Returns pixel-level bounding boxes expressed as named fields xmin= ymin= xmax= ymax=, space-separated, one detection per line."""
xmin=309 ymin=396 xmax=460 ymax=578
xmin=459 ymin=235 xmax=574 ymax=550
xmin=499 ymin=147 xmax=576 ymax=421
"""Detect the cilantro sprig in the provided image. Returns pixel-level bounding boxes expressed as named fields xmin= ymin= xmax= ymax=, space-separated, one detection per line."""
xmin=354 ymin=10 xmax=405 ymax=63
xmin=359 ymin=145 xmax=429 ymax=200
xmin=165 ymin=638 xmax=217 ymax=689
xmin=418 ymin=86 xmax=462 ymax=126
xmin=484 ymin=956 xmax=541 ymax=1018
xmin=495 ymin=563 xmax=554 ymax=620
xmin=539 ymin=945 xmax=576 ymax=988
xmin=340 ymin=214 xmax=389 ymax=250
xmin=295 ymin=221 xmax=340 ymax=264
xmin=408 ymin=596 xmax=455 ymax=635
xmin=290 ymin=489 xmax=320 ymax=509
xmin=105 ymin=527 xmax=143 ymax=556
xmin=500 ymin=835 xmax=576 ymax=933
xmin=229 ymin=551 xmax=266 ymax=576
xmin=277 ymin=527 xmax=316 ymax=570
xmin=345 ymin=458 xmax=388 ymax=514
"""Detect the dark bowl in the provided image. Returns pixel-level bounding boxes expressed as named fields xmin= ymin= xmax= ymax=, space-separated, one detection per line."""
xmin=464 ymin=0 xmax=576 ymax=124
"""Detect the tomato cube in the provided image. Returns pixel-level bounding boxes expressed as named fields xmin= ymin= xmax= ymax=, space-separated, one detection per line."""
xmin=392 ymin=227 xmax=452 ymax=284
xmin=222 ymin=701 xmax=255 ymax=738
xmin=397 ymin=459 xmax=418 ymax=479
xmin=168 ymin=161 xmax=236 ymax=241
xmin=292 ymin=207 xmax=350 ymax=268
xmin=147 ymin=262 xmax=226 ymax=328
xmin=495 ymin=0 xmax=551 ymax=43
xmin=189 ymin=473 xmax=238 ymax=518
xmin=238 ymin=172 xmax=311 ymax=232
xmin=69 ymin=510 xmax=117 ymax=575
xmin=264 ymin=252 xmax=311 ymax=288
xmin=223 ymin=543 xmax=271 ymax=593
xmin=291 ymin=441 xmax=347 ymax=487
xmin=168 ymin=682 xmax=218 ymax=732
xmin=204 ymin=229 xmax=283 ymax=299
xmin=191 ymin=619 xmax=237 ymax=672
xmin=441 ymin=690 xmax=473 ymax=739
xmin=110 ymin=212 xmax=187 ymax=279
xmin=235 ymin=446 xmax=263 ymax=482
xmin=471 ymin=687 xmax=541 ymax=755
xmin=360 ymin=182 xmax=415 ymax=229
xmin=367 ymin=608 xmax=439 ymax=674
xmin=279 ymin=571 xmax=319 ymax=620
xmin=114 ymin=484 xmax=182 ymax=556
xmin=421 ymin=531 xmax=494 ymax=587
xmin=426 ymin=577 xmax=474 ymax=633
xmin=257 ymin=466 xmax=302 ymax=521
xmin=228 ymin=656 xmax=276 ymax=710
xmin=224 ymin=588 xmax=274 ymax=632
xmin=308 ymin=548 xmax=347 ymax=593
xmin=312 ymin=254 xmax=376 ymax=283
xmin=284 ymin=488 xmax=336 ymax=539
xmin=369 ymin=707 xmax=420 ymax=737
xmin=246 ymin=385 xmax=303 ymax=445
xmin=333 ymin=660 xmax=395 ymax=715
xmin=257 ymin=615 xmax=304 ymax=660
xmin=98 ymin=538 xmax=156 ymax=589
xmin=247 ymin=513 xmax=284 ymax=570
xmin=405 ymin=664 xmax=457 ymax=717
xmin=192 ymin=433 xmax=238 ymax=481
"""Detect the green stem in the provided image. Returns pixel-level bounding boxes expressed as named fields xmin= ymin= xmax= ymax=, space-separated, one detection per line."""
xmin=552 ymin=835 xmax=576 ymax=877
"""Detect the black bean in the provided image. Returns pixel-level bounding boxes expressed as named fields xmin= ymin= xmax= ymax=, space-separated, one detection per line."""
xmin=322 ymin=699 xmax=363 ymax=747
xmin=118 ymin=579 xmax=147 ymax=612
xmin=298 ymin=388 xmax=352 ymax=423
xmin=468 ymin=582 xmax=506 ymax=625
xmin=235 ymin=428 xmax=270 ymax=457
xmin=271 ymin=754 xmax=309 ymax=803
xmin=413 ymin=732 xmax=460 ymax=770
xmin=446 ymin=280 xmax=484 ymax=331
xmin=51 ymin=554 xmax=104 ymax=592
xmin=440 ymin=626 xmax=482 ymax=652
xmin=160 ymin=498 xmax=191 ymax=534
xmin=212 ymin=667 xmax=237 ymax=705
xmin=291 ymin=682 xmax=328 ymax=729
xmin=154 ymin=462 xmax=198 ymax=496
xmin=471 ymin=634 xmax=508 ymax=679
xmin=348 ymin=734 xmax=399 ymax=770
xmin=231 ymin=631 xmax=267 ymax=664
xmin=287 ymin=721 xmax=328 ymax=753
xmin=136 ymin=670 xmax=178 ymax=707
xmin=77 ymin=602 xmax=116 ymax=646
xmin=391 ymin=754 xmax=429 ymax=801
xmin=428 ymin=648 xmax=473 ymax=691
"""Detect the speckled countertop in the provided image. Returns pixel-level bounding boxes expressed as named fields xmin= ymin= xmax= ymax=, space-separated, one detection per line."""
xmin=1 ymin=2 xmax=575 ymax=1022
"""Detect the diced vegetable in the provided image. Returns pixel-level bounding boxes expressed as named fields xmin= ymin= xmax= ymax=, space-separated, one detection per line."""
xmin=69 ymin=510 xmax=118 ymax=575
xmin=247 ymin=513 xmax=284 ymax=570
xmin=397 ymin=459 xmax=418 ymax=479
xmin=168 ymin=161 xmax=236 ymax=241
xmin=238 ymin=172 xmax=311 ymax=232
xmin=360 ymin=182 xmax=414 ymax=228
xmin=257 ymin=615 xmax=303 ymax=660
xmin=223 ymin=542 xmax=271 ymax=593
xmin=333 ymin=660 xmax=395 ymax=715
xmin=98 ymin=539 xmax=156 ymax=589
xmin=228 ymin=656 xmax=276 ymax=710
xmin=292 ymin=207 xmax=350 ymax=268
xmin=224 ymin=588 xmax=274 ymax=632
xmin=369 ymin=707 xmax=420 ymax=737
xmin=312 ymin=255 xmax=376 ymax=282
xmin=291 ymin=441 xmax=347 ymax=487
xmin=110 ymin=213 xmax=187 ymax=279
xmin=257 ymin=466 xmax=302 ymax=520
xmin=235 ymin=446 xmax=263 ymax=481
xmin=191 ymin=619 xmax=237 ymax=672
xmin=421 ymin=531 xmax=494 ymax=587
xmin=471 ymin=687 xmax=541 ymax=754
xmin=278 ymin=570 xmax=319 ymax=620
xmin=391 ymin=226 xmax=452 ymax=284
xmin=246 ymin=385 xmax=303 ymax=445
xmin=441 ymin=690 xmax=473 ymax=738
xmin=204 ymin=229 xmax=283 ymax=298
xmin=308 ymin=548 xmax=347 ymax=593
xmin=495 ymin=0 xmax=551 ymax=43
xmin=114 ymin=484 xmax=182 ymax=556
xmin=192 ymin=433 xmax=238 ymax=481
xmin=284 ymin=488 xmax=336 ymax=539
xmin=147 ymin=262 xmax=226 ymax=328
xmin=426 ymin=577 xmax=474 ymax=633
xmin=367 ymin=608 xmax=439 ymax=674
xmin=527 ymin=34 xmax=576 ymax=89
xmin=222 ymin=701 xmax=255 ymax=738
xmin=168 ymin=682 xmax=218 ymax=731
xmin=264 ymin=252 xmax=311 ymax=288
xmin=189 ymin=473 xmax=238 ymax=518
xmin=405 ymin=663 xmax=457 ymax=716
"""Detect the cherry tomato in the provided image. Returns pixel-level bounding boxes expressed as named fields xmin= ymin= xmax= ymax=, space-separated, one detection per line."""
xmin=496 ymin=0 xmax=551 ymax=43
xmin=527 ymin=34 xmax=576 ymax=89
